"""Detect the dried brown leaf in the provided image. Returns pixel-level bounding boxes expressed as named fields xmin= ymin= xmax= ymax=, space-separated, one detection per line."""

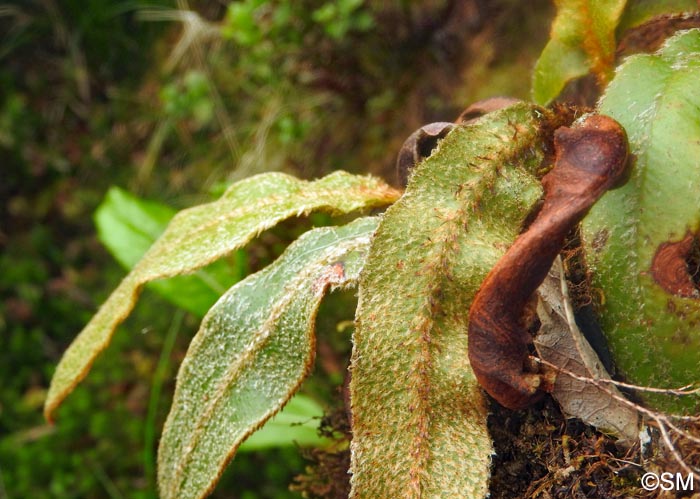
xmin=535 ymin=257 xmax=639 ymax=443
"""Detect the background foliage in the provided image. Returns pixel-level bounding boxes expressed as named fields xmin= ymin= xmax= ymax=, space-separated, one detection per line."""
xmin=1 ymin=1 xmax=564 ymax=497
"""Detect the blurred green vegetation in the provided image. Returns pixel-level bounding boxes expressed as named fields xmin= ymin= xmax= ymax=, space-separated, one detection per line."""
xmin=0 ymin=0 xmax=550 ymax=497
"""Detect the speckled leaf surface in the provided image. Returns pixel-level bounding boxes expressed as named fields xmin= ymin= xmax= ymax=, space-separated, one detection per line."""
xmin=532 ymin=0 xmax=627 ymax=105
xmin=45 ymin=172 xmax=399 ymax=421
xmin=350 ymin=104 xmax=553 ymax=499
xmin=158 ymin=216 xmax=378 ymax=499
xmin=582 ymin=29 xmax=700 ymax=411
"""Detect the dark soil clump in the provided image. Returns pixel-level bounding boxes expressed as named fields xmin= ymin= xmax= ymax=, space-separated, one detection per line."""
xmin=488 ymin=396 xmax=645 ymax=499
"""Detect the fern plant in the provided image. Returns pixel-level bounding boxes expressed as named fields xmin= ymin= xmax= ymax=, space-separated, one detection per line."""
xmin=45 ymin=2 xmax=700 ymax=498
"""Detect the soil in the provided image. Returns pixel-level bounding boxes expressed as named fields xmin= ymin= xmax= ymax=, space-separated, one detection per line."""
xmin=294 ymin=392 xmax=700 ymax=498
xmin=488 ymin=396 xmax=643 ymax=499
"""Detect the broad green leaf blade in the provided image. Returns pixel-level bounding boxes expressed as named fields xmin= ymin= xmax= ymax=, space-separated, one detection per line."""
xmin=582 ymin=29 xmax=700 ymax=411
xmin=532 ymin=0 xmax=627 ymax=105
xmin=96 ymin=187 xmax=174 ymax=267
xmin=158 ymin=216 xmax=379 ymax=499
xmin=350 ymin=103 xmax=553 ymax=499
xmin=95 ymin=187 xmax=246 ymax=317
xmin=237 ymin=394 xmax=330 ymax=451
xmin=45 ymin=172 xmax=399 ymax=422
xmin=98 ymin=190 xmax=330 ymax=452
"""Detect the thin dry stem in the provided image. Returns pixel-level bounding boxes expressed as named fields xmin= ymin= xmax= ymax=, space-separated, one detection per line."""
xmin=534 ymin=356 xmax=700 ymax=480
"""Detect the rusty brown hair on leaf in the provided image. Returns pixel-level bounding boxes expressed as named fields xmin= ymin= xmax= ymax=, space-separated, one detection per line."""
xmin=468 ymin=114 xmax=629 ymax=410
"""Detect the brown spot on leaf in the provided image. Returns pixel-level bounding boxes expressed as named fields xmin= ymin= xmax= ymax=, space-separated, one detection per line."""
xmin=651 ymin=233 xmax=700 ymax=299
xmin=313 ymin=262 xmax=346 ymax=293
xmin=329 ymin=262 xmax=345 ymax=280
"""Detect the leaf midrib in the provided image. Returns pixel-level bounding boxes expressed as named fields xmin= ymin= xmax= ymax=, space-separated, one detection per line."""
xmin=138 ymin=186 xmax=369 ymax=280
xmin=169 ymin=237 xmax=368 ymax=497
xmin=403 ymin=159 xmax=517 ymax=496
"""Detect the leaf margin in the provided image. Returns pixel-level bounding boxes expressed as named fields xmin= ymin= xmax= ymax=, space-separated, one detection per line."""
xmin=582 ymin=28 xmax=700 ymax=410
xmin=157 ymin=216 xmax=379 ymax=499
xmin=532 ymin=0 xmax=627 ymax=105
xmin=44 ymin=172 xmax=399 ymax=422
